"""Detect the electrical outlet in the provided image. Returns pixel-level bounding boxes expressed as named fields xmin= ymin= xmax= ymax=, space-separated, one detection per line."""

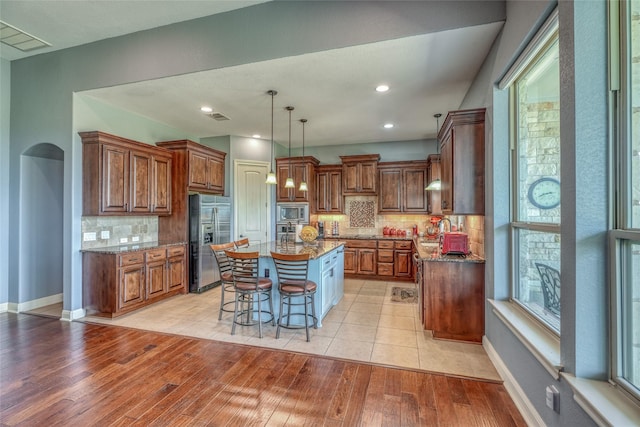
xmin=83 ymin=232 xmax=96 ymax=242
xmin=119 ymin=237 xmax=128 ymax=244
xmin=546 ymin=385 xmax=560 ymax=412
xmin=100 ymin=230 xmax=110 ymax=239
xmin=132 ymin=235 xmax=140 ymax=242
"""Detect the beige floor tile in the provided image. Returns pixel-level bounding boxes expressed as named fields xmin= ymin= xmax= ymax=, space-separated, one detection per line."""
xmin=313 ymin=320 xmax=341 ymax=338
xmin=378 ymin=314 xmax=415 ymax=331
xmin=334 ymin=323 xmax=377 ymax=343
xmin=348 ymin=302 xmax=383 ymax=314
xmin=375 ymin=327 xmax=418 ymax=348
xmin=354 ymin=294 xmax=384 ymax=305
xmin=322 ymin=308 xmax=348 ymax=323
xmin=371 ymin=343 xmax=420 ymax=370
xmin=342 ymin=310 xmax=380 ymax=327
xmin=380 ymin=303 xmax=417 ymax=317
xmin=284 ymin=334 xmax=333 ymax=355
xmin=325 ymin=338 xmax=373 ymax=362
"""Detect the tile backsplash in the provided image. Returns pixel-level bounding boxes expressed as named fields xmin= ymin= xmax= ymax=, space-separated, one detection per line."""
xmin=81 ymin=216 xmax=158 ymax=249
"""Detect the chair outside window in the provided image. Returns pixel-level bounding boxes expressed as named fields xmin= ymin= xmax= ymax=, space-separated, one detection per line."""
xmin=270 ymin=251 xmax=318 ymax=342
xmin=209 ymin=242 xmax=236 ymax=320
xmin=535 ymin=263 xmax=561 ymax=317
xmin=225 ymin=250 xmax=274 ymax=338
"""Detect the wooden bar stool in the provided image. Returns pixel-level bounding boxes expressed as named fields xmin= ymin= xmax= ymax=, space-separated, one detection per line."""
xmin=209 ymin=242 xmax=236 ymax=320
xmin=270 ymin=251 xmax=318 ymax=342
xmin=234 ymin=237 xmax=250 ymax=248
xmin=225 ymin=250 xmax=274 ymax=338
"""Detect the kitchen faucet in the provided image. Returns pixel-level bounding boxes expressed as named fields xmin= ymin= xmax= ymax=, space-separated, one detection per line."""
xmin=438 ymin=218 xmax=452 ymax=234
xmin=281 ymin=221 xmax=293 ymax=244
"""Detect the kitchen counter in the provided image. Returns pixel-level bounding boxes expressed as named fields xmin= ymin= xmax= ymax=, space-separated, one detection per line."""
xmin=81 ymin=241 xmax=187 ymax=254
xmin=414 ymin=238 xmax=485 ymax=263
xmin=232 ymin=240 xmax=345 ymax=259
xmin=322 ymin=234 xmax=413 ymax=241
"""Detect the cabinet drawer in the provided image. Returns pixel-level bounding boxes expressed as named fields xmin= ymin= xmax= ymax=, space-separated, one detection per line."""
xmin=346 ymin=240 xmax=377 ymax=249
xmin=378 ymin=263 xmax=394 ymax=276
xmin=118 ymin=252 xmax=145 ymax=266
xmin=146 ymin=248 xmax=167 ymax=261
xmin=167 ymin=246 xmax=185 ymax=257
xmin=378 ymin=240 xmax=394 ymax=249
xmin=395 ymin=240 xmax=413 ymax=250
xmin=377 ymin=249 xmax=394 ymax=263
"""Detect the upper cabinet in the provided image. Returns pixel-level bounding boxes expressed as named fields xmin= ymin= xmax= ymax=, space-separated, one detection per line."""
xmin=276 ymin=156 xmax=320 ymax=205
xmin=340 ymin=154 xmax=380 ymax=195
xmin=156 ymin=139 xmax=226 ymax=194
xmin=378 ymin=161 xmax=428 ymax=213
xmin=316 ymin=165 xmax=343 ymax=214
xmin=438 ymin=108 xmax=485 ymax=215
xmin=426 ymin=154 xmax=442 ymax=215
xmin=80 ymin=131 xmax=172 ymax=216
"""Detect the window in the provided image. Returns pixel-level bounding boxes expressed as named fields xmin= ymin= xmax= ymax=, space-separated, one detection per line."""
xmin=612 ymin=0 xmax=640 ymax=401
xmin=508 ymin=26 xmax=561 ymax=333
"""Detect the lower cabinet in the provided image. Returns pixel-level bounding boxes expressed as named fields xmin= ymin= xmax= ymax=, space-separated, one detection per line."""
xmin=320 ymin=249 xmax=344 ymax=314
xmin=343 ymin=240 xmax=377 ymax=275
xmin=421 ymin=260 xmax=484 ymax=342
xmin=340 ymin=238 xmax=414 ymax=280
xmin=83 ymin=244 xmax=187 ymax=317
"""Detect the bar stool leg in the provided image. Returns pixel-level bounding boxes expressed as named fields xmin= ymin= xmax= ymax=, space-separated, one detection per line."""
xmin=304 ymin=295 xmax=310 ymax=342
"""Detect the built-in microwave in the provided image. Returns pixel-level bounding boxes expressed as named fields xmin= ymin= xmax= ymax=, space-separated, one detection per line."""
xmin=276 ymin=202 xmax=309 ymax=224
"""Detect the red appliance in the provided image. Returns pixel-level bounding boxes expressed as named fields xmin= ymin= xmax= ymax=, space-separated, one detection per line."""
xmin=441 ymin=232 xmax=471 ymax=255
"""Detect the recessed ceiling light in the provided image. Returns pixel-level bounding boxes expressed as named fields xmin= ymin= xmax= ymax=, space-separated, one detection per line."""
xmin=252 ymin=134 xmax=261 ymax=139
xmin=376 ymin=85 xmax=390 ymax=92
xmin=200 ymin=106 xmax=213 ymax=113
xmin=383 ymin=123 xmax=394 ymax=129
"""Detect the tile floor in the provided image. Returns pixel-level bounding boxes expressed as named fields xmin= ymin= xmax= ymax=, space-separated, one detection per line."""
xmin=31 ymin=278 xmax=501 ymax=382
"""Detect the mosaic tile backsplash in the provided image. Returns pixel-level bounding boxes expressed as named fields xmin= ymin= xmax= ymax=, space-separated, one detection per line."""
xmin=349 ymin=200 xmax=376 ymax=228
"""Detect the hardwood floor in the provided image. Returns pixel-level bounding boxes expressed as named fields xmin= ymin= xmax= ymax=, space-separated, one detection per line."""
xmin=0 ymin=313 xmax=526 ymax=426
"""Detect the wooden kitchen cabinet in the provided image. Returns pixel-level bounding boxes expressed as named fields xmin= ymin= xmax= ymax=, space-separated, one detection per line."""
xmin=378 ymin=161 xmax=428 ymax=213
xmin=422 ymin=260 xmax=485 ymax=342
xmin=426 ymin=154 xmax=442 ymax=215
xmin=343 ymin=240 xmax=377 ymax=275
xmin=438 ymin=108 xmax=485 ymax=215
xmin=377 ymin=240 xmax=395 ymax=277
xmin=80 ymin=131 xmax=173 ymax=216
xmin=83 ymin=244 xmax=187 ymax=317
xmin=394 ymin=240 xmax=413 ymax=277
xmin=315 ymin=165 xmax=343 ymax=213
xmin=340 ymin=154 xmax=380 ymax=195
xmin=276 ymin=156 xmax=320 ymax=205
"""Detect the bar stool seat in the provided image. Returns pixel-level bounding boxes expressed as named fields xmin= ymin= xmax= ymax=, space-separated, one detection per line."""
xmin=225 ymin=250 xmax=275 ymax=338
xmin=210 ymin=242 xmax=236 ymax=320
xmin=271 ymin=251 xmax=318 ymax=342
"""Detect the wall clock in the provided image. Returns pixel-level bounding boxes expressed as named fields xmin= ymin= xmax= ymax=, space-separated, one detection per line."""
xmin=527 ymin=177 xmax=560 ymax=209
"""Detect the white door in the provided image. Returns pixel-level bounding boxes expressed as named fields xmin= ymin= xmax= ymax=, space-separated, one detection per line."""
xmin=234 ymin=160 xmax=271 ymax=245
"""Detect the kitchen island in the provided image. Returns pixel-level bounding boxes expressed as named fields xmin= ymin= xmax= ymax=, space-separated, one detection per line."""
xmin=231 ymin=240 xmax=345 ymax=327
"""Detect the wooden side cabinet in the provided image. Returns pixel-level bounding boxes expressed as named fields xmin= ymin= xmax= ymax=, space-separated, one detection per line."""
xmin=438 ymin=108 xmax=485 ymax=215
xmin=378 ymin=161 xmax=428 ymax=213
xmin=340 ymin=154 xmax=380 ymax=195
xmin=276 ymin=156 xmax=320 ymax=205
xmin=83 ymin=244 xmax=187 ymax=318
xmin=316 ymin=165 xmax=343 ymax=213
xmin=80 ymin=131 xmax=173 ymax=216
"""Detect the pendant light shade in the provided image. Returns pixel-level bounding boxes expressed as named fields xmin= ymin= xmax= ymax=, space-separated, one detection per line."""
xmin=284 ymin=106 xmax=295 ymax=189
xmin=426 ymin=113 xmax=442 ymax=191
xmin=298 ymin=118 xmax=308 ymax=192
xmin=265 ymin=90 xmax=278 ymax=184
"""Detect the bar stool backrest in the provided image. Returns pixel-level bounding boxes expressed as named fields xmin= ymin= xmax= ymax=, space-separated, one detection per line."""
xmin=271 ymin=252 xmax=312 ymax=292
xmin=234 ymin=237 xmax=250 ymax=249
xmin=210 ymin=242 xmax=235 ymax=277
xmin=226 ymin=250 xmax=261 ymax=290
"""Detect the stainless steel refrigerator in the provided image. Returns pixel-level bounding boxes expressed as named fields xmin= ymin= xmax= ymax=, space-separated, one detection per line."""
xmin=189 ymin=194 xmax=232 ymax=293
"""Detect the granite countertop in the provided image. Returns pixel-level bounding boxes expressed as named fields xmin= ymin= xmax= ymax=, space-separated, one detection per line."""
xmin=80 ymin=241 xmax=187 ymax=254
xmin=321 ymin=234 xmax=414 ymax=241
xmin=233 ymin=240 xmax=345 ymax=260
xmin=414 ymin=238 xmax=485 ymax=263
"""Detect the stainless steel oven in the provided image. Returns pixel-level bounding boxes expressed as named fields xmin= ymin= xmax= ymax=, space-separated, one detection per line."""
xmin=276 ymin=202 xmax=309 ymax=224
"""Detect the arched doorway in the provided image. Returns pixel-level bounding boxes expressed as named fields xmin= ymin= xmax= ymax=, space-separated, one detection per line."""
xmin=19 ymin=143 xmax=64 ymax=317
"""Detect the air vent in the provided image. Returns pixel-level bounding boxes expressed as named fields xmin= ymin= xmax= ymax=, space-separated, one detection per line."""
xmin=207 ymin=112 xmax=230 ymax=121
xmin=0 ymin=21 xmax=51 ymax=52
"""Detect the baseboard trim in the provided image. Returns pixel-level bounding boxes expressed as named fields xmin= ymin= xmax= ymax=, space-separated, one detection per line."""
xmin=483 ymin=336 xmax=545 ymax=427
xmin=17 ymin=293 xmax=63 ymax=312
xmin=0 ymin=302 xmax=8 ymax=313
xmin=61 ymin=308 xmax=86 ymax=322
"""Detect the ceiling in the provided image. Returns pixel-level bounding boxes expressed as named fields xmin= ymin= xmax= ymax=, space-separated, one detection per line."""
xmin=1 ymin=1 xmax=503 ymax=147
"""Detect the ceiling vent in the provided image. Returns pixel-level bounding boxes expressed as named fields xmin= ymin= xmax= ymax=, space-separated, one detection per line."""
xmin=0 ymin=21 xmax=51 ymax=52
xmin=207 ymin=112 xmax=230 ymax=121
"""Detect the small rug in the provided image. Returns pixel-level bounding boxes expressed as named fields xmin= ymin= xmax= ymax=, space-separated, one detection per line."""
xmin=390 ymin=287 xmax=418 ymax=303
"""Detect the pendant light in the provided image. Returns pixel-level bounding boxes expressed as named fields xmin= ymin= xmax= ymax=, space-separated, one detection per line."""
xmin=298 ymin=118 xmax=308 ymax=192
xmin=265 ymin=90 xmax=278 ymax=185
xmin=284 ymin=106 xmax=295 ymax=189
xmin=425 ymin=113 xmax=442 ymax=191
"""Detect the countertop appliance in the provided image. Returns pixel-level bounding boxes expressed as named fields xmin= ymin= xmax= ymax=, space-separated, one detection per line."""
xmin=189 ymin=194 xmax=231 ymax=293
xmin=441 ymin=232 xmax=471 ymax=255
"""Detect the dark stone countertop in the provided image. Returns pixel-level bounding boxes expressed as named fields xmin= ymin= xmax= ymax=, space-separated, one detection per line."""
xmin=233 ymin=240 xmax=345 ymax=260
xmin=80 ymin=241 xmax=187 ymax=254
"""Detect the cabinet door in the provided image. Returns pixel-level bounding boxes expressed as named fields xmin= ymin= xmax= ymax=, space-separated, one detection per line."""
xmin=394 ymin=250 xmax=412 ymax=277
xmin=427 ymin=157 xmax=442 ymax=215
xmin=276 ymin=163 xmax=293 ymax=201
xmin=342 ymin=163 xmax=359 ymax=193
xmin=167 ymin=255 xmax=186 ymax=291
xmin=357 ymin=249 xmax=377 ymax=275
xmin=118 ymin=265 xmax=145 ymax=309
xmin=207 ymin=156 xmax=224 ymax=193
xmin=328 ymin=170 xmax=343 ymax=213
xmin=151 ymin=155 xmax=171 ymax=214
xmin=440 ymin=131 xmax=453 ymax=213
xmin=146 ymin=260 xmax=167 ymax=300
xmin=101 ymin=144 xmax=129 ymax=213
xmin=291 ymin=163 xmax=311 ymax=202
xmin=378 ymin=168 xmax=402 ymax=212
xmin=343 ymin=248 xmax=357 ymax=274
xmin=188 ymin=151 xmax=209 ymax=189
xmin=316 ymin=171 xmax=329 ymax=213
xmin=129 ymin=151 xmax=152 ymax=213
xmin=403 ymin=168 xmax=428 ymax=212
xmin=359 ymin=161 xmax=377 ymax=193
